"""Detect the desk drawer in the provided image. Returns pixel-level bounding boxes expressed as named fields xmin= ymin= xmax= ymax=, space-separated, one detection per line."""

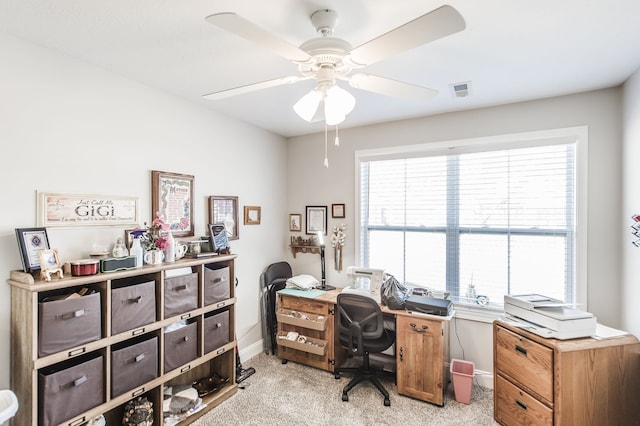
xmin=276 ymin=309 xmax=327 ymax=331
xmin=495 ymin=374 xmax=553 ymax=425
xmin=495 ymin=325 xmax=553 ymax=403
xmin=279 ymin=296 xmax=327 ymax=315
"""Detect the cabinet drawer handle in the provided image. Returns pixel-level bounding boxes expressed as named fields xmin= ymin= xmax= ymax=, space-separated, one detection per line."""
xmin=515 ymin=399 xmax=528 ymax=411
xmin=123 ymin=296 xmax=142 ymax=304
xmin=57 ymin=309 xmax=87 ymax=320
xmin=515 ymin=344 xmax=527 ymax=356
xmin=172 ymin=285 xmax=187 ymax=291
xmin=409 ymin=323 xmax=428 ymax=332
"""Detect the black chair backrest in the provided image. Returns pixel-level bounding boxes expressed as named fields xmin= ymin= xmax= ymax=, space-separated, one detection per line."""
xmin=337 ymin=293 xmax=385 ymax=355
xmin=263 ymin=261 xmax=292 ymax=288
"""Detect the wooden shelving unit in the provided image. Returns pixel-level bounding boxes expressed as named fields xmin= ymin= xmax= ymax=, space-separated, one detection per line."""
xmin=7 ymin=255 xmax=237 ymax=426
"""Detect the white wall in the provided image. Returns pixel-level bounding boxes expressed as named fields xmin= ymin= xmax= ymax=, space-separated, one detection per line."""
xmin=622 ymin=68 xmax=640 ymax=337
xmin=287 ymin=88 xmax=625 ymax=383
xmin=0 ymin=32 xmax=289 ymax=389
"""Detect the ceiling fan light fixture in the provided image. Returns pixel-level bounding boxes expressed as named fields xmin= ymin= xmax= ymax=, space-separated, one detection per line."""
xmin=293 ymin=89 xmax=323 ymax=122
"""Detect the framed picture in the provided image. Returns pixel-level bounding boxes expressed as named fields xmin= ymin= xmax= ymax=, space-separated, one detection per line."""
xmin=289 ymin=214 xmax=302 ymax=232
xmin=306 ymin=205 xmax=327 ymax=235
xmin=244 ymin=206 xmax=261 ymax=225
xmin=37 ymin=249 xmax=61 ymax=270
xmin=332 ymin=203 xmax=345 ymax=218
xmin=209 ymin=222 xmax=230 ymax=252
xmin=37 ymin=191 xmax=139 ymax=227
xmin=15 ymin=227 xmax=51 ymax=273
xmin=151 ymin=170 xmax=194 ymax=237
xmin=209 ymin=196 xmax=239 ymax=240
xmin=37 ymin=248 xmax=64 ymax=281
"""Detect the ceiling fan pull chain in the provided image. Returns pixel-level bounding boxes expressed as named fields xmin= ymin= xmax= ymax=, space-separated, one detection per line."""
xmin=324 ymin=121 xmax=329 ymax=168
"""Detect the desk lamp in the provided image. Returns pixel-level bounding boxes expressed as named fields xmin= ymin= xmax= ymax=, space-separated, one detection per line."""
xmin=317 ymin=231 xmax=335 ymax=290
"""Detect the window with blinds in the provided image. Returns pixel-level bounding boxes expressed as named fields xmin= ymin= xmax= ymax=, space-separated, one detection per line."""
xmin=358 ymin=140 xmax=576 ymax=308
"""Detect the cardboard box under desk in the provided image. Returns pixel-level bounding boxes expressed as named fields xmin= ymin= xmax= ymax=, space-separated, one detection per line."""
xmin=277 ymin=332 xmax=326 ymax=356
xmin=276 ymin=309 xmax=327 ymax=331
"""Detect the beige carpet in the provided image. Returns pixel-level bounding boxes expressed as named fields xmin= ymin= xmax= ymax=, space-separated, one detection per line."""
xmin=190 ymin=352 xmax=499 ymax=425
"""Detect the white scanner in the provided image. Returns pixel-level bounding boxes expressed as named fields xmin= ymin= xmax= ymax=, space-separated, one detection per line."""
xmin=341 ymin=267 xmax=385 ymax=303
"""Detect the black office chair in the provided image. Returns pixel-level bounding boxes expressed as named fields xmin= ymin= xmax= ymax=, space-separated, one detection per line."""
xmin=259 ymin=261 xmax=292 ymax=355
xmin=335 ymin=293 xmax=395 ymax=406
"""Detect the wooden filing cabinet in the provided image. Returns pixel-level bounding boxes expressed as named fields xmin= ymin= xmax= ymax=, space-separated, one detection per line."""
xmin=493 ymin=320 xmax=640 ymax=426
xmin=396 ymin=313 xmax=450 ymax=406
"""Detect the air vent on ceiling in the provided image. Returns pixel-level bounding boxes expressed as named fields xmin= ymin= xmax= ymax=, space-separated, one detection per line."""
xmin=450 ymin=81 xmax=472 ymax=98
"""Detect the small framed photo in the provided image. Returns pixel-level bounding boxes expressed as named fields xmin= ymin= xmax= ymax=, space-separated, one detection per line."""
xmin=244 ymin=206 xmax=261 ymax=225
xmin=37 ymin=249 xmax=61 ymax=270
xmin=15 ymin=227 xmax=51 ymax=273
xmin=306 ymin=205 xmax=327 ymax=235
xmin=209 ymin=222 xmax=230 ymax=253
xmin=332 ymin=203 xmax=345 ymax=218
xmin=209 ymin=196 xmax=239 ymax=240
xmin=289 ymin=214 xmax=302 ymax=232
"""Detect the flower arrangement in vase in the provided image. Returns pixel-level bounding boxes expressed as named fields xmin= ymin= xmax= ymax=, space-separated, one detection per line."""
xmin=131 ymin=212 xmax=171 ymax=264
xmin=331 ymin=223 xmax=346 ymax=272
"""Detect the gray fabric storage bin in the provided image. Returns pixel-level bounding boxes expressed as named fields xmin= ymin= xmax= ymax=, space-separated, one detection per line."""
xmin=204 ymin=310 xmax=230 ymax=354
xmin=38 ymin=292 xmax=102 ymax=357
xmin=164 ymin=321 xmax=197 ymax=373
xmin=111 ymin=335 xmax=158 ymax=397
xmin=164 ymin=272 xmax=198 ymax=318
xmin=111 ymin=280 xmax=156 ymax=335
xmin=39 ymin=354 xmax=104 ymax=426
xmin=204 ymin=265 xmax=230 ymax=306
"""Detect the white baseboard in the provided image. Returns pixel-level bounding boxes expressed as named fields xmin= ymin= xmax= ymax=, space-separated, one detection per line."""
xmin=472 ymin=368 xmax=494 ymax=389
xmin=238 ymin=339 xmax=495 ymax=390
xmin=238 ymin=338 xmax=265 ymax=364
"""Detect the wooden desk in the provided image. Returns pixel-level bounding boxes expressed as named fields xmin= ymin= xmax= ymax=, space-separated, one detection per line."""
xmin=276 ymin=289 xmax=451 ymax=405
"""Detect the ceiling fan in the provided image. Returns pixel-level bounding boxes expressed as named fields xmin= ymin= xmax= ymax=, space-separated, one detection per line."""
xmin=203 ymin=5 xmax=465 ymax=125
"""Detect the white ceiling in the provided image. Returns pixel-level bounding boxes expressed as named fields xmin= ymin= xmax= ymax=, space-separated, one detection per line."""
xmin=1 ymin=0 xmax=640 ymax=138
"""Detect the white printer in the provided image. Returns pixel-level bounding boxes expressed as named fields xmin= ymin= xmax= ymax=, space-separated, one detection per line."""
xmin=504 ymin=294 xmax=596 ymax=340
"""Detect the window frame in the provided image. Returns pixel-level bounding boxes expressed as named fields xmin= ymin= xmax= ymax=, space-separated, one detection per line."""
xmin=354 ymin=126 xmax=589 ymax=313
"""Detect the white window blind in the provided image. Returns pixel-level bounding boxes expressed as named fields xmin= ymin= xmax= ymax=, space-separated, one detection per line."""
xmin=359 ymin=141 xmax=576 ymax=308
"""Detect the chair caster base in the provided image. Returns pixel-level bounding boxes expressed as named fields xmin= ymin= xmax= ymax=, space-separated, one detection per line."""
xmin=384 ymin=398 xmax=391 ymax=406
xmin=342 ymin=393 xmax=349 ymax=402
xmin=281 ymin=359 xmax=288 ymax=364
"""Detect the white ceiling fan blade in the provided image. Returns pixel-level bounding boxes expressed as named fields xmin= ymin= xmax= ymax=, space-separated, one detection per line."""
xmin=203 ymin=76 xmax=304 ymax=100
xmin=205 ymin=12 xmax=311 ymax=63
xmin=348 ymin=73 xmax=438 ymax=100
xmin=347 ymin=5 xmax=465 ymax=66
